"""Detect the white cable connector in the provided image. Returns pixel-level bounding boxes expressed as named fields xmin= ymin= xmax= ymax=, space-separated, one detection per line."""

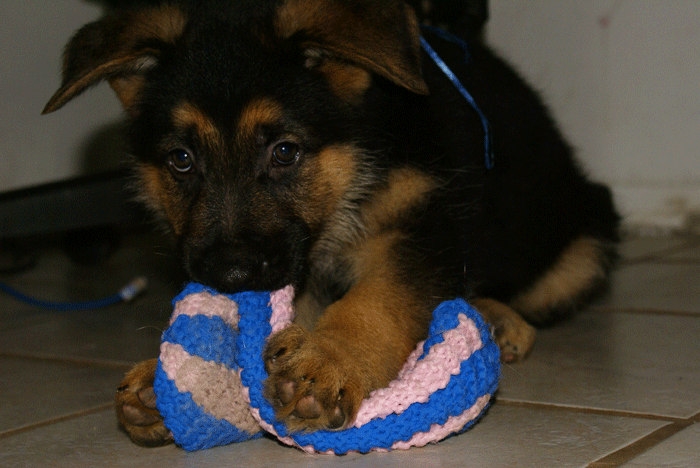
xmin=118 ymin=276 xmax=148 ymax=302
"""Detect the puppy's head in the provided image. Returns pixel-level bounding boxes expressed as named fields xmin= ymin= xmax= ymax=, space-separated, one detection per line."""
xmin=44 ymin=0 xmax=428 ymax=292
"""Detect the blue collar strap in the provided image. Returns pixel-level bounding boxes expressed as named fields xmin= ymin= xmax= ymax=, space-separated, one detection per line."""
xmin=420 ymin=27 xmax=494 ymax=170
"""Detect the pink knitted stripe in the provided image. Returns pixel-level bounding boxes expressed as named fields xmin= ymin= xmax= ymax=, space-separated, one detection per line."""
xmin=248 ymin=404 xmax=303 ymax=449
xmin=160 ymin=341 xmax=191 ymax=378
xmin=352 ymin=314 xmax=482 ymax=426
xmin=268 ymin=286 xmax=295 ymax=334
xmin=170 ymin=291 xmax=240 ymax=327
xmin=390 ymin=393 xmax=492 ymax=450
xmin=160 ymin=342 xmax=261 ymax=432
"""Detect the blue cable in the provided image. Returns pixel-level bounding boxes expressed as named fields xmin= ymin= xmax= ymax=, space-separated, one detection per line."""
xmin=2 ymin=31 xmax=480 ymax=312
xmin=0 ymin=277 xmax=147 ymax=311
xmin=420 ymin=28 xmax=495 ymax=170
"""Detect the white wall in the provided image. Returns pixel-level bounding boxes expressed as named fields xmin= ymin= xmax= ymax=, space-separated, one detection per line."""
xmin=0 ymin=0 xmax=123 ymax=193
xmin=487 ymin=0 xmax=700 ymax=230
xmin=2 ymin=1 xmax=699 ymax=230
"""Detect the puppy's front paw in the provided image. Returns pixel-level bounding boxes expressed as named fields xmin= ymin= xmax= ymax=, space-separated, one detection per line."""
xmin=115 ymin=359 xmax=172 ymax=447
xmin=263 ymin=325 xmax=366 ymax=432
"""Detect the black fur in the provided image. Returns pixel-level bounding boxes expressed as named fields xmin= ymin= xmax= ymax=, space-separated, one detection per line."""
xmin=90 ymin=0 xmax=619 ymax=309
xmin=46 ymin=0 xmax=620 ymax=438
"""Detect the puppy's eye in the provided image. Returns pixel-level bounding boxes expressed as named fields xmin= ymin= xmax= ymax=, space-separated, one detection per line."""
xmin=168 ymin=149 xmax=194 ymax=173
xmin=272 ymin=142 xmax=300 ymax=166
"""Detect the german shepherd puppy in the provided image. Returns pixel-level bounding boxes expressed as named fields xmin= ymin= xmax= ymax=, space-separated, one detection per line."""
xmin=44 ymin=0 xmax=619 ymax=446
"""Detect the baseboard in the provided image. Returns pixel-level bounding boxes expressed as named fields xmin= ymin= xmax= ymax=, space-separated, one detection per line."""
xmin=612 ymin=184 xmax=700 ymax=235
xmin=0 ymin=170 xmax=144 ymax=239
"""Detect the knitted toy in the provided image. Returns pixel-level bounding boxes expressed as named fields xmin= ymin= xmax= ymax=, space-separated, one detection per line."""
xmin=153 ymin=283 xmax=500 ymax=454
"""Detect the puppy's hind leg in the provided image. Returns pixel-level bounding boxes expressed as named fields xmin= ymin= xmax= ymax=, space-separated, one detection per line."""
xmin=472 ymin=298 xmax=536 ymax=363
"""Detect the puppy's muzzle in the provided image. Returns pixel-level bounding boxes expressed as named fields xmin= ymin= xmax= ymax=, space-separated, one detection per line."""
xmin=186 ymin=236 xmax=289 ymax=293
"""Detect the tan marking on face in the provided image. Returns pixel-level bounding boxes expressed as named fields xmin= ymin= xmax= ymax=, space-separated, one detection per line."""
xmin=298 ymin=144 xmax=360 ymax=228
xmin=235 ymin=98 xmax=285 ymax=145
xmin=171 ymin=102 xmax=224 ymax=153
xmin=362 ymin=167 xmax=436 ymax=232
xmin=511 ymin=236 xmax=609 ymax=320
xmin=133 ymin=163 xmax=186 ymax=235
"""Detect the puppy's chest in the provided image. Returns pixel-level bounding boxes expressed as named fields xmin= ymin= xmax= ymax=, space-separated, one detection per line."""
xmin=291 ymin=246 xmax=353 ymax=329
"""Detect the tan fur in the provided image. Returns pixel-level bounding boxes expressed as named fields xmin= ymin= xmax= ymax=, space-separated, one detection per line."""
xmin=298 ymin=144 xmax=361 ymax=228
xmin=109 ymin=72 xmax=150 ymax=113
xmin=128 ymin=5 xmax=188 ymax=44
xmin=171 ymin=102 xmax=225 ymax=154
xmin=472 ymin=298 xmax=536 ymax=363
xmin=108 ymin=5 xmax=187 ymax=112
xmin=275 ymin=0 xmax=327 ymax=40
xmin=511 ymin=236 xmax=608 ymax=321
xmin=275 ymin=0 xmax=428 ymax=94
xmin=316 ymin=60 xmax=372 ymax=103
xmin=235 ymin=98 xmax=284 ymax=142
xmin=115 ymin=359 xmax=172 ymax=447
xmin=133 ymin=164 xmax=185 ymax=235
xmin=265 ymin=231 xmax=424 ymax=431
xmin=362 ymin=167 xmax=436 ymax=232
xmin=43 ymin=51 xmax=159 ymax=114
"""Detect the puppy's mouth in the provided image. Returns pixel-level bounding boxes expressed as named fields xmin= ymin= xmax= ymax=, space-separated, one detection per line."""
xmin=181 ymin=230 xmax=308 ymax=293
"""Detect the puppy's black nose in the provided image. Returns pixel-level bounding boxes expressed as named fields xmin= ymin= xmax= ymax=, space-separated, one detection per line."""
xmin=185 ymin=233 xmax=291 ymax=293
xmin=222 ymin=267 xmax=252 ymax=290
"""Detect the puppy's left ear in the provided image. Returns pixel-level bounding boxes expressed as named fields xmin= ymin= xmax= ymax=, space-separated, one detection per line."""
xmin=43 ymin=5 xmax=187 ymax=115
xmin=276 ymin=0 xmax=429 ymax=95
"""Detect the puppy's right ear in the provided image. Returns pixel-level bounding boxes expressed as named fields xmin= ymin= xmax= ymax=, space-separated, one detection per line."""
xmin=42 ymin=5 xmax=187 ymax=115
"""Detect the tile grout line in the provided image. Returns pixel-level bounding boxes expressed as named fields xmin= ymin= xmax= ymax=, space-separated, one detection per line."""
xmin=634 ymin=258 xmax=700 ymax=265
xmin=586 ymin=419 xmax=695 ymax=468
xmin=0 ymin=351 xmax=134 ymax=370
xmin=496 ymin=399 xmax=689 ymax=424
xmin=621 ymin=256 xmax=700 ymax=267
xmin=499 ymin=401 xmax=700 ymax=468
xmin=0 ymin=403 xmax=114 ymax=440
xmin=589 ymin=306 xmax=700 ymax=318
xmin=620 ymin=236 xmax=700 ymax=266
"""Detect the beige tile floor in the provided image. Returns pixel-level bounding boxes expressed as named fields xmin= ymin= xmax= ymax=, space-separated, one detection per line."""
xmin=1 ymin=230 xmax=699 ymax=467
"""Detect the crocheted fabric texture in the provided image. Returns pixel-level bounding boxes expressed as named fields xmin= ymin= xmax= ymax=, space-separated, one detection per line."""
xmin=154 ymin=283 xmax=500 ymax=454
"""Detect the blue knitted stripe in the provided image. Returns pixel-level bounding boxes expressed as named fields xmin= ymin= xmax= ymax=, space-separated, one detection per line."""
xmin=154 ymin=359 xmax=261 ymax=451
xmin=235 ymin=292 xmax=275 ymax=423
xmin=161 ymin=314 xmax=239 ymax=368
xmin=418 ymin=298 xmax=467 ymax=361
xmin=240 ymin=296 xmax=500 ymax=454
